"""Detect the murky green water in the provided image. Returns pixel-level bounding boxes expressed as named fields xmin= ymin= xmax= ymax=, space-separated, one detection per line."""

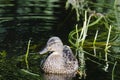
xmin=0 ymin=0 xmax=120 ymax=80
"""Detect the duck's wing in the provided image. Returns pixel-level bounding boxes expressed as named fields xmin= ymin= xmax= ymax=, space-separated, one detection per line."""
xmin=63 ymin=45 xmax=76 ymax=62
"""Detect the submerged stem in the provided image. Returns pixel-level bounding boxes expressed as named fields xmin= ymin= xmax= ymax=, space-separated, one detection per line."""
xmin=112 ymin=61 xmax=117 ymax=80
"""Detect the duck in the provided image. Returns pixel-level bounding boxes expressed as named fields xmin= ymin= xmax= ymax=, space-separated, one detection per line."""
xmin=39 ymin=36 xmax=78 ymax=74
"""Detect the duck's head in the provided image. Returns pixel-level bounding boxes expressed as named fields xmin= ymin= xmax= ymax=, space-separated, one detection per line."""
xmin=39 ymin=37 xmax=64 ymax=54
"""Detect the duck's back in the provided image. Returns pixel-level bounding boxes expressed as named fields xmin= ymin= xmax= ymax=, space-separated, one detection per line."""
xmin=62 ymin=45 xmax=78 ymax=73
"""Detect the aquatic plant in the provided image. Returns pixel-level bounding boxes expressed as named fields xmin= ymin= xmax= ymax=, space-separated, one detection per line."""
xmin=66 ymin=0 xmax=120 ymax=79
xmin=25 ymin=39 xmax=31 ymax=69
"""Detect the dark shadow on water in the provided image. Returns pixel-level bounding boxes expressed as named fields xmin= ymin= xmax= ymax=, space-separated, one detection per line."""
xmin=42 ymin=73 xmax=77 ymax=80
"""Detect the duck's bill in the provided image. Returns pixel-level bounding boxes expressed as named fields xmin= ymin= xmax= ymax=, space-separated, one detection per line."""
xmin=39 ymin=47 xmax=48 ymax=54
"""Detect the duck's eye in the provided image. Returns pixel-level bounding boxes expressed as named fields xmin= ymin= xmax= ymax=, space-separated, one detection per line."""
xmin=48 ymin=51 xmax=54 ymax=54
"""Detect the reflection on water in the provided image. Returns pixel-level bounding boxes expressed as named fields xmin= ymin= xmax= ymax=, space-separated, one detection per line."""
xmin=43 ymin=73 xmax=77 ymax=80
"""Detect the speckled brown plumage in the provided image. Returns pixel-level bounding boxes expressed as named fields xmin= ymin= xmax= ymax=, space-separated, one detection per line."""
xmin=39 ymin=37 xmax=78 ymax=74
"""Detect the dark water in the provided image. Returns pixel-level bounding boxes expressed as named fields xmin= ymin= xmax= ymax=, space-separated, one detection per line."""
xmin=0 ymin=0 xmax=77 ymax=80
xmin=0 ymin=0 xmax=120 ymax=80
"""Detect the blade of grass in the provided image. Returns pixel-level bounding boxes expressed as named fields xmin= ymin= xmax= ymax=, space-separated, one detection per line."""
xmin=25 ymin=39 xmax=31 ymax=69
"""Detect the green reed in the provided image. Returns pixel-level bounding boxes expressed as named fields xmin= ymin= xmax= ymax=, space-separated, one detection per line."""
xmin=103 ymin=25 xmax=112 ymax=72
xmin=25 ymin=39 xmax=31 ymax=69
xmin=93 ymin=30 xmax=98 ymax=56
xmin=112 ymin=61 xmax=117 ymax=80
